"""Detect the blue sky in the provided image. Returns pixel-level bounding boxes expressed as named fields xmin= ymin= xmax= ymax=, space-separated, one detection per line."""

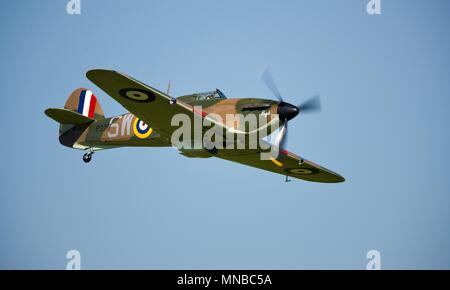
xmin=1 ymin=0 xmax=450 ymax=269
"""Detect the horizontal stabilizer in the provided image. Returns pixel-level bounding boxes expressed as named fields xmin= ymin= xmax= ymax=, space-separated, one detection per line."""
xmin=44 ymin=108 xmax=95 ymax=125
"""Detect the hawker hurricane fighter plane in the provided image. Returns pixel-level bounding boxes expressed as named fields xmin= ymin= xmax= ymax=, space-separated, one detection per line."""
xmin=44 ymin=69 xmax=344 ymax=183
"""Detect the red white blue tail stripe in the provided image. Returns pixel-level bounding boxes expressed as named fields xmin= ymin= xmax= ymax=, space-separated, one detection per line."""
xmin=77 ymin=90 xmax=97 ymax=118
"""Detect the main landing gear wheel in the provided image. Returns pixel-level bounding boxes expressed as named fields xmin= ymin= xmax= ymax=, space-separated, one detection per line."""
xmin=83 ymin=150 xmax=94 ymax=163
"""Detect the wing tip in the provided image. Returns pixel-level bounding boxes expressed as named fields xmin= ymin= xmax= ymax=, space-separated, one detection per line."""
xmin=44 ymin=108 xmax=54 ymax=119
xmin=300 ymin=159 xmax=345 ymax=183
xmin=334 ymin=174 xmax=346 ymax=183
xmin=322 ymin=169 xmax=345 ymax=183
xmin=86 ymin=69 xmax=118 ymax=81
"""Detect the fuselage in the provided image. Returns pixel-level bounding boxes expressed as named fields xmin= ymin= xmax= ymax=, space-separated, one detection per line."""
xmin=60 ymin=93 xmax=282 ymax=151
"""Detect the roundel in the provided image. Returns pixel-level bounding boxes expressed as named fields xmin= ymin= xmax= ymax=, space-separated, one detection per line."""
xmin=119 ymin=88 xmax=156 ymax=102
xmin=133 ymin=118 xmax=153 ymax=139
xmin=285 ymin=167 xmax=319 ymax=175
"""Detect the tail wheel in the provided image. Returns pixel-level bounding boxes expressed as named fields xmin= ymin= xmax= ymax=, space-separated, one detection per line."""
xmin=83 ymin=151 xmax=93 ymax=163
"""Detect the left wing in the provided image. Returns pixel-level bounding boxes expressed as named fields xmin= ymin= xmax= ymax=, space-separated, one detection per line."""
xmin=216 ymin=146 xmax=345 ymax=183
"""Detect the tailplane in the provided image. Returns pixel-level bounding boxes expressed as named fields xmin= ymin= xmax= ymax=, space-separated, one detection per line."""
xmin=44 ymin=108 xmax=94 ymax=125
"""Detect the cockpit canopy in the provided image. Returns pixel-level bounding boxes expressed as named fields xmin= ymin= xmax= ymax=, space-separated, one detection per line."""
xmin=192 ymin=89 xmax=227 ymax=101
xmin=176 ymin=89 xmax=227 ymax=104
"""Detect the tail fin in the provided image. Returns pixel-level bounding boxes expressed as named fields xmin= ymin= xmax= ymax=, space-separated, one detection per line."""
xmin=64 ymin=88 xmax=105 ymax=119
xmin=45 ymin=88 xmax=106 ymax=147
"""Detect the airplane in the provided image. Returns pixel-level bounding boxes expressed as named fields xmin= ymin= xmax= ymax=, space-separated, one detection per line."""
xmin=44 ymin=69 xmax=344 ymax=183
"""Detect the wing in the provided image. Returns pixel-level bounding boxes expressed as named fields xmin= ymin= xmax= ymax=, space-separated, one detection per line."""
xmin=216 ymin=145 xmax=345 ymax=183
xmin=86 ymin=69 xmax=205 ymax=140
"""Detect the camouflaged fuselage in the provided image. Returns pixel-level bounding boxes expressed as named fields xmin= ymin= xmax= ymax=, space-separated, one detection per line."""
xmin=62 ymin=96 xmax=279 ymax=150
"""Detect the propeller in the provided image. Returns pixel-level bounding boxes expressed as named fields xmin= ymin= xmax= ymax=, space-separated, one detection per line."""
xmin=274 ymin=120 xmax=288 ymax=150
xmin=261 ymin=68 xmax=283 ymax=101
xmin=260 ymin=68 xmax=321 ymax=154
xmin=299 ymin=94 xmax=321 ymax=114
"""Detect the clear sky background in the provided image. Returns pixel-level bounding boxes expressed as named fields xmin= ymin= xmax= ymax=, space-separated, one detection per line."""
xmin=1 ymin=0 xmax=449 ymax=269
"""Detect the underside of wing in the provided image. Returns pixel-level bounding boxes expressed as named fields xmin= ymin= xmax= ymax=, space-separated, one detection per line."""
xmin=216 ymin=144 xmax=345 ymax=183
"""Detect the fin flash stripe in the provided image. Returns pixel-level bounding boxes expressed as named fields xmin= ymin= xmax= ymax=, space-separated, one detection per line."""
xmin=77 ymin=90 xmax=97 ymax=118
